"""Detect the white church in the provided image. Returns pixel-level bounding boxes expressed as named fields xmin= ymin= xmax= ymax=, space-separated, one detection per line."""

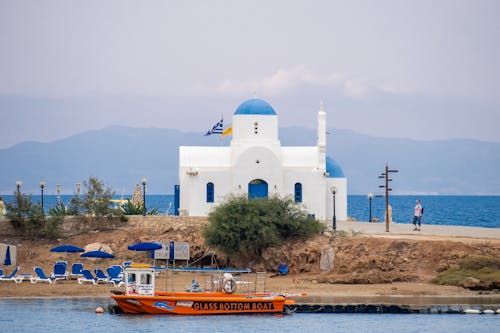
xmin=177 ymin=98 xmax=347 ymax=224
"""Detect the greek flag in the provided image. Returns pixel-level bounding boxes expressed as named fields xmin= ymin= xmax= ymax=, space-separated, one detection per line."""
xmin=204 ymin=118 xmax=223 ymax=136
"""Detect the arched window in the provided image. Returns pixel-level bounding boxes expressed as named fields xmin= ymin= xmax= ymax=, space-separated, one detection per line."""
xmin=294 ymin=183 xmax=302 ymax=203
xmin=206 ymin=182 xmax=214 ymax=203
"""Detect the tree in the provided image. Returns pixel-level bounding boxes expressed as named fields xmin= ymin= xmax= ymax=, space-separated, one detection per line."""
xmin=203 ymin=195 xmax=324 ymax=259
xmin=82 ymin=176 xmax=117 ymax=217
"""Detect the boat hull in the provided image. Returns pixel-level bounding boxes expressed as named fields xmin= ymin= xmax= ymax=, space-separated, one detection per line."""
xmin=112 ymin=291 xmax=292 ymax=315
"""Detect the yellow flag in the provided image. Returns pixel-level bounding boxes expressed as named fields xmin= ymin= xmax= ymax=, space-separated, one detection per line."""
xmin=221 ymin=125 xmax=233 ymax=137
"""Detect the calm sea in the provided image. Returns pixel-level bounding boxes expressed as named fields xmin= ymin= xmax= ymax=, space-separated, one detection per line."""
xmin=0 ymin=298 xmax=498 ymax=333
xmin=1 ymin=195 xmax=499 ymax=228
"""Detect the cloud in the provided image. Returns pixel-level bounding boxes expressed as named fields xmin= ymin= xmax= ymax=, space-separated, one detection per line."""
xmin=217 ymin=67 xmax=342 ymax=96
xmin=216 ymin=67 xmax=396 ymax=100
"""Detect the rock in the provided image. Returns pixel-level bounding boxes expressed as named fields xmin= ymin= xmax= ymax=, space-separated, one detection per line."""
xmin=459 ymin=277 xmax=481 ymax=289
xmin=320 ymin=247 xmax=334 ymax=272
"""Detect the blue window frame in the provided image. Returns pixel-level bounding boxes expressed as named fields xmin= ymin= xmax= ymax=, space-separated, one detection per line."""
xmin=206 ymin=182 xmax=214 ymax=203
xmin=294 ymin=183 xmax=302 ymax=203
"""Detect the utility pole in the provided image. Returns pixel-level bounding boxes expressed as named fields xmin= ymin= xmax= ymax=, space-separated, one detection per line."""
xmin=377 ymin=162 xmax=398 ymax=232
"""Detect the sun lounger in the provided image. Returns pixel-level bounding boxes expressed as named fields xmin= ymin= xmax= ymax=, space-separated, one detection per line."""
xmin=77 ymin=269 xmax=98 ymax=285
xmin=52 ymin=262 xmax=68 ymax=280
xmin=0 ymin=266 xmax=23 ymax=283
xmin=94 ymin=269 xmax=113 ymax=283
xmin=105 ymin=267 xmax=125 ymax=287
xmin=30 ymin=267 xmax=57 ymax=284
xmin=70 ymin=263 xmax=84 ymax=278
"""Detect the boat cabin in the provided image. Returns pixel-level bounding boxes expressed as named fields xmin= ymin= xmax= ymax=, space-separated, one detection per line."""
xmin=124 ymin=265 xmax=155 ymax=296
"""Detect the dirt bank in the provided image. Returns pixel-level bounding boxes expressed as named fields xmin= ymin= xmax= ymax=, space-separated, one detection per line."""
xmin=1 ymin=219 xmax=499 ymax=298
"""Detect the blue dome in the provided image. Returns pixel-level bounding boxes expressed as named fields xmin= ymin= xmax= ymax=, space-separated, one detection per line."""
xmin=326 ymin=156 xmax=345 ymax=178
xmin=234 ymin=99 xmax=277 ymax=116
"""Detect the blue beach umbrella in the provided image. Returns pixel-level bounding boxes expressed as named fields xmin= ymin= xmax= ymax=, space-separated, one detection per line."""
xmin=80 ymin=250 xmax=115 ymax=269
xmin=128 ymin=242 xmax=162 ymax=265
xmin=81 ymin=250 xmax=115 ymax=259
xmin=127 ymin=242 xmax=162 ymax=251
xmin=50 ymin=245 xmax=84 ymax=253
xmin=3 ymin=246 xmax=11 ymax=266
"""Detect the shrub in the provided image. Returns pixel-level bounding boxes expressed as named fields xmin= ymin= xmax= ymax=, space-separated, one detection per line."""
xmin=6 ymin=192 xmax=59 ymax=238
xmin=203 ymin=195 xmax=324 ymax=259
xmin=433 ymin=257 xmax=500 ymax=286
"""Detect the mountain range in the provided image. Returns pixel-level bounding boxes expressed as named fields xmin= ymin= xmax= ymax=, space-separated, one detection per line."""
xmin=1 ymin=126 xmax=499 ymax=195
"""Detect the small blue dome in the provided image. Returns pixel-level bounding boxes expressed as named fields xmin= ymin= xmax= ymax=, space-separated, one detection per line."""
xmin=234 ymin=99 xmax=277 ymax=116
xmin=326 ymin=156 xmax=345 ymax=178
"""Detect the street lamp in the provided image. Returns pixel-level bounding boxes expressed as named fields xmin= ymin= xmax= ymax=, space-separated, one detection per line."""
xmin=16 ymin=180 xmax=22 ymax=201
xmin=330 ymin=187 xmax=337 ymax=231
xmin=56 ymin=184 xmax=61 ymax=204
xmin=141 ymin=178 xmax=147 ymax=216
xmin=367 ymin=193 xmax=373 ymax=222
xmin=40 ymin=181 xmax=46 ymax=214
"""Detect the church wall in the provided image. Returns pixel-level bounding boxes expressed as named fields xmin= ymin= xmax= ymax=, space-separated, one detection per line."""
xmin=231 ymin=146 xmax=284 ymax=195
xmin=179 ymin=166 xmax=231 ymax=216
xmin=283 ymin=168 xmax=327 ymax=219
xmin=232 ymin=115 xmax=278 ymax=144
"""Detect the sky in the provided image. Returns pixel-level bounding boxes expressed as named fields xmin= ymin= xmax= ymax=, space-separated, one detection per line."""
xmin=1 ymin=0 xmax=499 ymax=149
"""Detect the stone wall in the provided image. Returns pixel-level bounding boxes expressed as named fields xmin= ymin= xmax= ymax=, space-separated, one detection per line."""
xmin=0 ymin=215 xmax=209 ymax=237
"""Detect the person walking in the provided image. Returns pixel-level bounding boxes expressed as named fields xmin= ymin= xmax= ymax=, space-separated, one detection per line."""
xmin=412 ymin=199 xmax=423 ymax=231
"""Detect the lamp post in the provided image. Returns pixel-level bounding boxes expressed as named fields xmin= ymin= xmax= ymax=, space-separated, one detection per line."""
xmin=367 ymin=193 xmax=373 ymax=222
xmin=141 ymin=178 xmax=147 ymax=216
xmin=76 ymin=183 xmax=81 ymax=197
xmin=56 ymin=184 xmax=61 ymax=205
xmin=378 ymin=163 xmax=399 ymax=232
xmin=16 ymin=180 xmax=22 ymax=201
xmin=40 ymin=181 xmax=46 ymax=214
xmin=331 ymin=187 xmax=337 ymax=231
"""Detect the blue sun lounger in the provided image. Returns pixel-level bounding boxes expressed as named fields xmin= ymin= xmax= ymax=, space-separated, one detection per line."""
xmin=105 ymin=267 xmax=125 ymax=287
xmin=70 ymin=263 xmax=84 ymax=278
xmin=52 ymin=262 xmax=68 ymax=280
xmin=30 ymin=267 xmax=57 ymax=284
xmin=0 ymin=266 xmax=23 ymax=283
xmin=77 ymin=269 xmax=98 ymax=285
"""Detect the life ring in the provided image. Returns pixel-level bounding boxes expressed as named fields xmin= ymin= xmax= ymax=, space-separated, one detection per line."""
xmin=222 ymin=278 xmax=236 ymax=294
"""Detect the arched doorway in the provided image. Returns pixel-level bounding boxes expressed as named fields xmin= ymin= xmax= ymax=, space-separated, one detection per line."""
xmin=248 ymin=179 xmax=268 ymax=199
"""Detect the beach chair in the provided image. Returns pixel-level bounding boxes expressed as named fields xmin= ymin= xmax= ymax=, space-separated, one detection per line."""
xmin=105 ymin=267 xmax=125 ymax=287
xmin=112 ymin=265 xmax=123 ymax=277
xmin=51 ymin=262 xmax=68 ymax=280
xmin=30 ymin=267 xmax=57 ymax=284
xmin=0 ymin=266 xmax=23 ymax=283
xmin=77 ymin=269 xmax=98 ymax=285
xmin=70 ymin=263 xmax=84 ymax=278
xmin=94 ymin=269 xmax=113 ymax=284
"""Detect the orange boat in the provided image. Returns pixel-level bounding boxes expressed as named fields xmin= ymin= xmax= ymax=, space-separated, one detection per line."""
xmin=111 ymin=265 xmax=295 ymax=315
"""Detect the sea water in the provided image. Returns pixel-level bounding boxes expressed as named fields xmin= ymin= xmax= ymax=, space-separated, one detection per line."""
xmin=1 ymin=195 xmax=499 ymax=228
xmin=0 ymin=298 xmax=498 ymax=333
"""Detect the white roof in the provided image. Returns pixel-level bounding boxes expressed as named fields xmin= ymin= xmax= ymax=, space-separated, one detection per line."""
xmin=179 ymin=146 xmax=231 ymax=167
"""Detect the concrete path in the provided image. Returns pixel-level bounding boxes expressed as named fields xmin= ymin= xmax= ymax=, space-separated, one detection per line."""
xmin=335 ymin=220 xmax=500 ymax=239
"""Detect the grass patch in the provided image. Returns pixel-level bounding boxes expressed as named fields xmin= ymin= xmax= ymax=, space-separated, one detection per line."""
xmin=433 ymin=257 xmax=500 ymax=286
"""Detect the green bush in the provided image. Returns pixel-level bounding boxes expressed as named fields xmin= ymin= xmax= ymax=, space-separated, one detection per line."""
xmin=203 ymin=195 xmax=324 ymax=259
xmin=6 ymin=192 xmax=59 ymax=238
xmin=433 ymin=257 xmax=500 ymax=286
xmin=120 ymin=199 xmax=160 ymax=215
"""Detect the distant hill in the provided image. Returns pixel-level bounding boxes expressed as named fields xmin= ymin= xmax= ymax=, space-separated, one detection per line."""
xmin=1 ymin=126 xmax=499 ymax=195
